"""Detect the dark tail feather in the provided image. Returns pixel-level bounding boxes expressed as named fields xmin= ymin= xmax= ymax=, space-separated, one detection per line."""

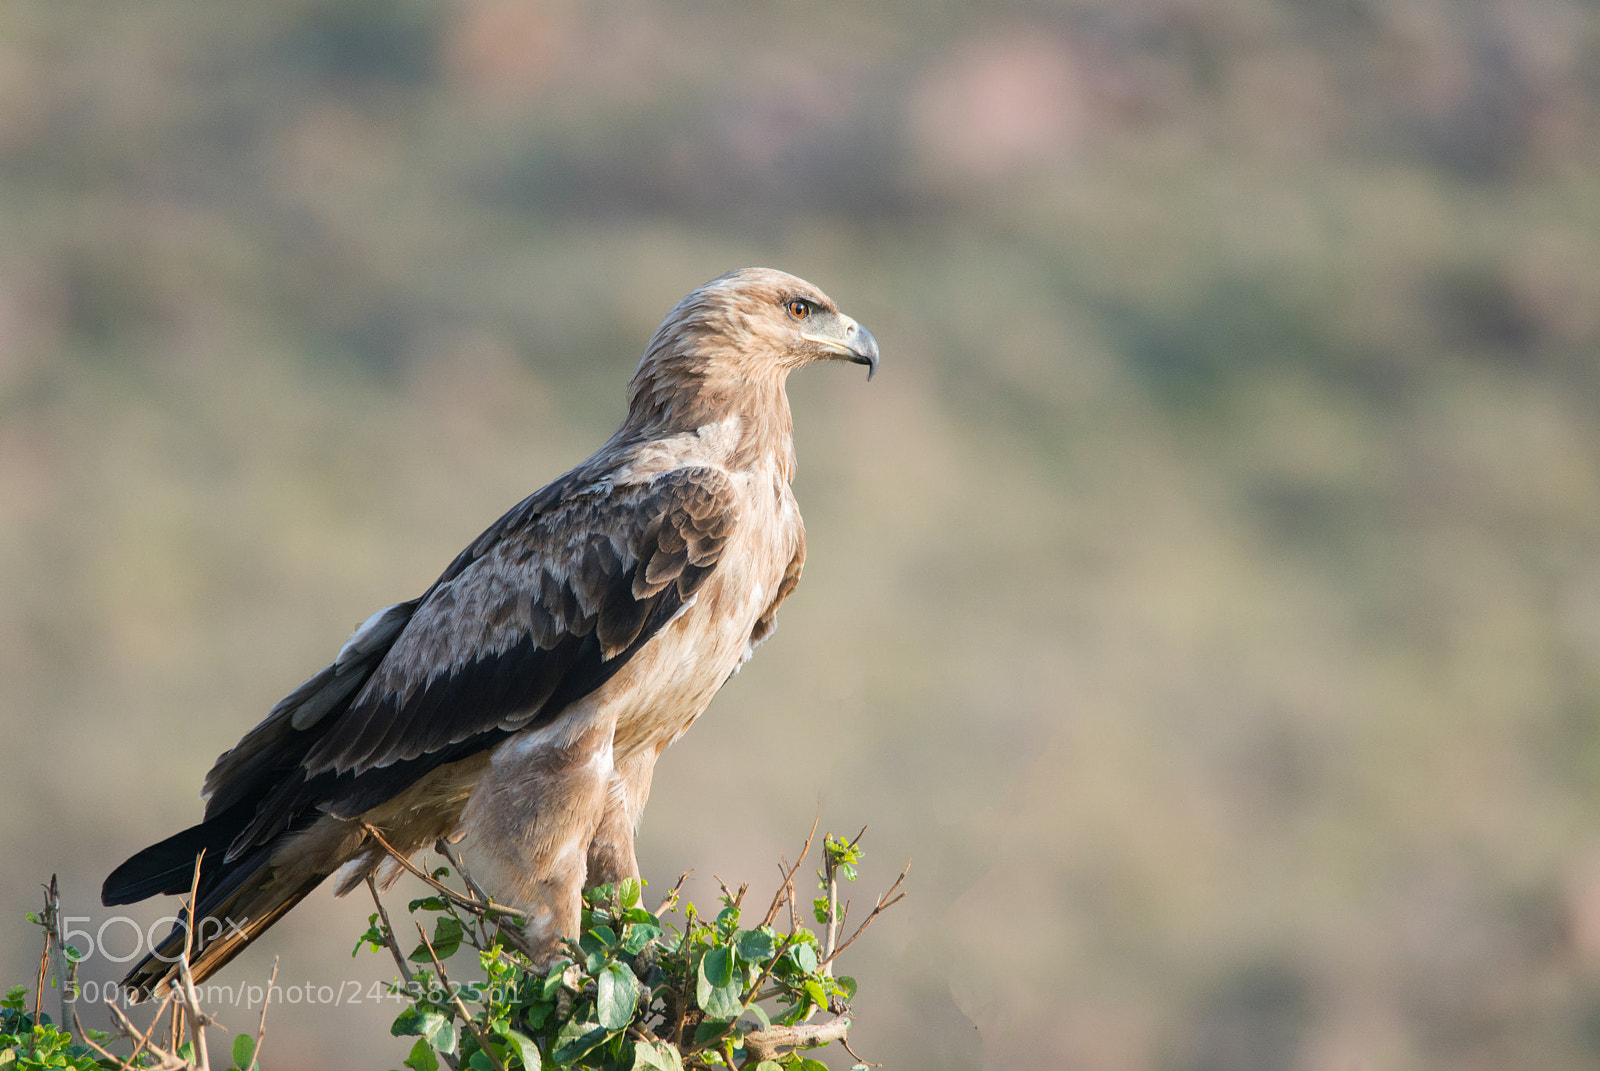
xmin=116 ymin=843 xmax=328 ymax=1001
xmin=102 ymin=803 xmax=256 ymax=906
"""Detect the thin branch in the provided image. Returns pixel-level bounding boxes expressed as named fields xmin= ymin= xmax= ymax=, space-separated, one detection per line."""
xmin=48 ymin=875 xmax=71 ymax=1037
xmin=820 ymin=860 xmax=910 ymax=971
xmin=182 ymin=851 xmax=204 ymax=968
xmin=245 ymin=957 xmax=278 ymax=1071
xmin=435 ymin=839 xmax=490 ymax=903
xmin=841 ymin=1032 xmax=880 ymax=1067
xmin=366 ymin=877 xmax=417 ymax=988
xmin=362 ymin=822 xmax=527 ymax=920
xmin=740 ymin=1014 xmax=853 ymax=1065
xmin=761 ymin=817 xmax=819 ymax=929
xmin=176 ymin=850 xmax=212 ymax=1071
xmin=32 ymin=896 xmax=46 ymax=1025
xmin=106 ymin=995 xmax=186 ymax=1070
xmin=176 ymin=954 xmax=213 ymax=1071
xmin=434 ymin=839 xmax=493 ymax=946
xmin=822 ymin=842 xmax=840 ymax=975
xmin=119 ymin=992 xmax=178 ymax=1070
xmin=655 ymin=871 xmax=691 ymax=917
xmin=713 ymin=876 xmax=749 ymax=917
xmin=416 ymin=922 xmax=506 ymax=1071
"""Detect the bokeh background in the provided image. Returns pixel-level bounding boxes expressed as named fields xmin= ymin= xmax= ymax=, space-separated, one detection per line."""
xmin=4 ymin=1 xmax=1600 ymax=1067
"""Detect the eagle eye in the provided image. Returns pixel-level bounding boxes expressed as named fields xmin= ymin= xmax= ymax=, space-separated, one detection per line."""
xmin=786 ymin=299 xmax=811 ymax=321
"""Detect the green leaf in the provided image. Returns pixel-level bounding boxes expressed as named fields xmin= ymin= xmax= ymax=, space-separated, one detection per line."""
xmin=796 ymin=1059 xmax=830 ymax=1071
xmin=596 ymin=963 xmax=639 ymax=1031
xmin=703 ymin=979 xmax=744 ymax=1022
xmin=540 ymin=962 xmax=570 ymax=1001
xmin=812 ymin=898 xmax=830 ymax=925
xmin=697 ymin=946 xmax=743 ymax=1018
xmin=403 ymin=1037 xmax=439 ymax=1071
xmin=429 ymin=916 xmax=464 ymax=959
xmin=550 ymin=1021 xmax=609 ymax=1064
xmin=409 ymin=897 xmax=449 ymax=913
xmin=699 ymin=946 xmax=735 ymax=995
xmin=789 ymin=942 xmax=818 ymax=974
xmin=742 ymin=1002 xmax=771 ymax=1030
xmin=631 ymin=1039 xmax=684 ymax=1071
xmin=398 ymin=1011 xmax=456 ymax=1056
xmin=836 ymin=975 xmax=858 ymax=1002
xmin=622 ymin=922 xmax=662 ymax=954
xmin=522 ymin=1000 xmax=552 ymax=1030
xmin=803 ymin=979 xmax=827 ymax=1009
xmin=469 ymin=1051 xmax=496 ymax=1071
xmin=431 ymin=1021 xmax=459 ymax=1057
xmin=692 ymin=1019 xmax=732 ymax=1046
xmin=735 ymin=929 xmax=775 ymax=964
xmin=498 ymin=1029 xmax=541 ymax=1071
xmin=231 ymin=1033 xmax=256 ymax=1070
xmin=753 ymin=1063 xmax=784 ymax=1071
xmin=619 ymin=878 xmax=642 ymax=909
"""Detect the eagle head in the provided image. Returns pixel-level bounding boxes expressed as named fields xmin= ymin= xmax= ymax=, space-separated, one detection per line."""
xmin=631 ymin=268 xmax=879 ymax=400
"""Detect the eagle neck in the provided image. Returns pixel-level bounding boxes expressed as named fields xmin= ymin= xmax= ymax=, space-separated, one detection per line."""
xmin=625 ymin=370 xmax=796 ymax=483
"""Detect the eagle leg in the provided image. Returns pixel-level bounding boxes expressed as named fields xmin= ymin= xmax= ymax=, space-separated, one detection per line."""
xmin=585 ymin=749 xmax=657 ymax=887
xmin=458 ymin=716 xmax=617 ymax=965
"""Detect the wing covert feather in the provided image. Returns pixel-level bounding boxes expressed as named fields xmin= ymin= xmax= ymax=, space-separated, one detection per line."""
xmin=299 ymin=466 xmax=739 ymax=777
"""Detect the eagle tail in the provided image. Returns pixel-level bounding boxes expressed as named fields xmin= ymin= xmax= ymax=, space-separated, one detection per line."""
xmin=104 ymin=803 xmax=346 ymax=1001
xmin=112 ymin=839 xmax=330 ymax=1001
xmin=101 ymin=811 xmax=247 ymax=906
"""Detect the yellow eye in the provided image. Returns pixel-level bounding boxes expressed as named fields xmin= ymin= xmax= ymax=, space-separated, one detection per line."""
xmin=787 ymin=299 xmax=810 ymax=320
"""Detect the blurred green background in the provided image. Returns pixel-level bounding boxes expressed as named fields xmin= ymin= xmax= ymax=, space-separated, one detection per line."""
xmin=4 ymin=1 xmax=1600 ymax=1067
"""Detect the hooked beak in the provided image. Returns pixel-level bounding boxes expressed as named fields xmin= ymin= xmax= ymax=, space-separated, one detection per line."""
xmin=848 ymin=322 xmax=880 ymax=380
xmin=805 ymin=314 xmax=881 ymax=380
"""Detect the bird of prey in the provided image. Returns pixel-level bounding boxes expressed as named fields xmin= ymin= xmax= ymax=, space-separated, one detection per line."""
xmin=102 ymin=267 xmax=879 ymax=997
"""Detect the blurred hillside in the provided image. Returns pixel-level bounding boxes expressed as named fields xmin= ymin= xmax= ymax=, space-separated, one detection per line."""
xmin=5 ymin=0 xmax=1600 ymax=1068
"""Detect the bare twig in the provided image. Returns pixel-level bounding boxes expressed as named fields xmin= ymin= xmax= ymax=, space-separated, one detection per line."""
xmin=655 ymin=871 xmax=691 ymax=917
xmin=740 ymin=1014 xmax=853 ymax=1065
xmin=245 ymin=957 xmax=278 ymax=1071
xmin=104 ymin=994 xmax=186 ymax=1070
xmin=820 ymin=860 xmax=910 ymax=970
xmin=416 ymin=922 xmax=505 ymax=1071
xmin=175 ymin=850 xmax=214 ymax=1071
xmin=712 ymin=876 xmax=749 ymax=920
xmin=761 ymin=817 xmax=819 ymax=929
xmin=435 ymin=839 xmax=494 ymax=945
xmin=174 ymin=956 xmax=212 ymax=1071
xmin=48 ymin=875 xmax=71 ymax=1036
xmin=822 ymin=844 xmax=840 ymax=975
xmin=33 ymin=898 xmax=46 ymax=1024
xmin=434 ymin=838 xmax=489 ymax=902
xmin=366 ymin=877 xmax=418 ymax=987
xmin=841 ymin=1032 xmax=880 ymax=1067
xmin=76 ymin=999 xmax=187 ymax=1071
xmin=121 ymin=992 xmax=178 ymax=1069
xmin=362 ymin=823 xmax=527 ymax=920
xmin=71 ymin=1005 xmax=126 ymax=1069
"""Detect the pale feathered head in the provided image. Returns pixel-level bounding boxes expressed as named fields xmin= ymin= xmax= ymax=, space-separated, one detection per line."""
xmin=626 ymin=268 xmax=878 ymax=431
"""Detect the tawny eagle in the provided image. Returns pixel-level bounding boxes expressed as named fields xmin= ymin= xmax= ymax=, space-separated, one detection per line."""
xmin=102 ymin=268 xmax=878 ymax=996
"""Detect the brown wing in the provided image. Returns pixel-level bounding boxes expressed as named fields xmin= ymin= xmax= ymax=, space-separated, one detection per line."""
xmin=196 ymin=464 xmax=739 ymax=861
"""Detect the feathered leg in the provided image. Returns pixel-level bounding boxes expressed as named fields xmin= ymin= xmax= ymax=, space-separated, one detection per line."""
xmin=586 ymin=749 xmax=657 ymax=886
xmin=458 ymin=715 xmax=617 ymax=962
